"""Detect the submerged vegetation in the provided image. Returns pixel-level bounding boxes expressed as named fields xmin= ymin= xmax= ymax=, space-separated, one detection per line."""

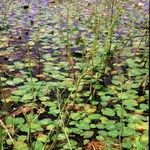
xmin=0 ymin=0 xmax=149 ymax=150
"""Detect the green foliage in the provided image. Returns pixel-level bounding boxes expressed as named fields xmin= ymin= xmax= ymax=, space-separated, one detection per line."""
xmin=14 ymin=141 xmax=28 ymax=150
xmin=33 ymin=141 xmax=44 ymax=150
xmin=101 ymin=108 xmax=115 ymax=117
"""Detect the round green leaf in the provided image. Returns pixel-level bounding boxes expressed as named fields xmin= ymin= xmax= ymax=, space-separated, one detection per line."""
xmin=123 ymin=99 xmax=138 ymax=107
xmin=37 ymin=134 xmax=48 ymax=142
xmin=101 ymin=108 xmax=115 ymax=117
xmin=12 ymin=89 xmax=27 ymax=96
xmin=76 ymin=121 xmax=91 ymax=130
xmin=39 ymin=119 xmax=52 ymax=125
xmin=108 ymin=129 xmax=119 ymax=137
xmin=33 ymin=141 xmax=44 ymax=150
xmin=13 ymin=78 xmax=24 ymax=84
xmin=6 ymin=80 xmax=15 ymax=86
xmin=81 ymin=131 xmax=94 ymax=138
xmin=88 ymin=114 xmax=101 ymax=120
xmin=14 ymin=141 xmax=28 ymax=150
xmin=15 ymin=117 xmax=25 ymax=125
xmin=57 ymin=133 xmax=66 ymax=141
xmin=70 ymin=112 xmax=81 ymax=120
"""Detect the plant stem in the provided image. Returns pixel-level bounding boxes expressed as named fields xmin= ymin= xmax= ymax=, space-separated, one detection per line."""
xmin=0 ymin=119 xmax=14 ymax=145
xmin=56 ymin=89 xmax=72 ymax=150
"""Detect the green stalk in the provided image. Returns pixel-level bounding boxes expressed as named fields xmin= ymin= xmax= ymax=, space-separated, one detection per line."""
xmin=104 ymin=13 xmax=117 ymax=54
xmin=56 ymin=89 xmax=72 ymax=150
xmin=26 ymin=45 xmax=35 ymax=101
xmin=119 ymin=98 xmax=123 ymax=150
xmin=16 ymin=27 xmax=35 ymax=101
xmin=99 ymin=3 xmax=122 ymax=78
xmin=27 ymin=122 xmax=32 ymax=150
xmin=13 ymin=22 xmax=36 ymax=150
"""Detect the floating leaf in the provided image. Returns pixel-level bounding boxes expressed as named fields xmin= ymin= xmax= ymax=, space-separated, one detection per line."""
xmin=98 ymin=130 xmax=107 ymax=137
xmin=12 ymin=89 xmax=27 ymax=96
xmin=13 ymin=61 xmax=24 ymax=69
xmin=39 ymin=119 xmax=52 ymax=125
xmin=63 ymin=140 xmax=77 ymax=149
xmin=39 ymin=96 xmax=50 ymax=101
xmin=126 ymin=58 xmax=137 ymax=68
xmin=140 ymin=134 xmax=148 ymax=142
xmin=70 ymin=128 xmax=83 ymax=134
xmin=46 ymin=124 xmax=55 ymax=130
xmin=123 ymin=99 xmax=138 ymax=107
xmin=96 ymin=123 xmax=105 ymax=129
xmin=81 ymin=131 xmax=94 ymax=138
xmin=14 ymin=141 xmax=28 ymax=150
xmin=139 ymin=104 xmax=148 ymax=111
xmin=88 ymin=114 xmax=101 ymax=120
xmin=122 ymin=139 xmax=132 ymax=149
xmin=96 ymin=135 xmax=105 ymax=141
xmin=108 ymin=129 xmax=119 ymax=137
xmin=112 ymin=76 xmax=122 ymax=85
xmin=5 ymin=116 xmax=14 ymax=125
xmin=101 ymin=108 xmax=115 ymax=117
xmin=22 ymin=93 xmax=33 ymax=101
xmin=138 ymin=96 xmax=146 ymax=103
xmin=57 ymin=133 xmax=66 ymax=140
xmin=83 ymin=118 xmax=91 ymax=123
xmin=48 ymin=107 xmax=59 ymax=116
xmin=37 ymin=133 xmax=48 ymax=142
xmin=14 ymin=117 xmax=25 ymax=125
xmin=115 ymin=104 xmax=128 ymax=117
xmin=101 ymin=95 xmax=111 ymax=101
xmin=17 ymin=136 xmax=26 ymax=142
xmin=117 ymin=92 xmax=129 ymax=100
xmin=122 ymin=127 xmax=135 ymax=136
xmin=43 ymin=53 xmax=52 ymax=61
xmin=6 ymin=80 xmax=15 ymax=86
xmin=70 ymin=112 xmax=81 ymax=120
xmin=13 ymin=78 xmax=24 ymax=84
xmin=84 ymin=105 xmax=97 ymax=113
xmin=83 ymin=139 xmax=90 ymax=145
xmin=100 ymin=116 xmax=108 ymax=124
xmin=76 ymin=121 xmax=91 ymax=130
xmin=30 ymin=123 xmax=43 ymax=132
xmin=33 ymin=141 xmax=44 ymax=150
xmin=1 ymin=77 xmax=7 ymax=81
